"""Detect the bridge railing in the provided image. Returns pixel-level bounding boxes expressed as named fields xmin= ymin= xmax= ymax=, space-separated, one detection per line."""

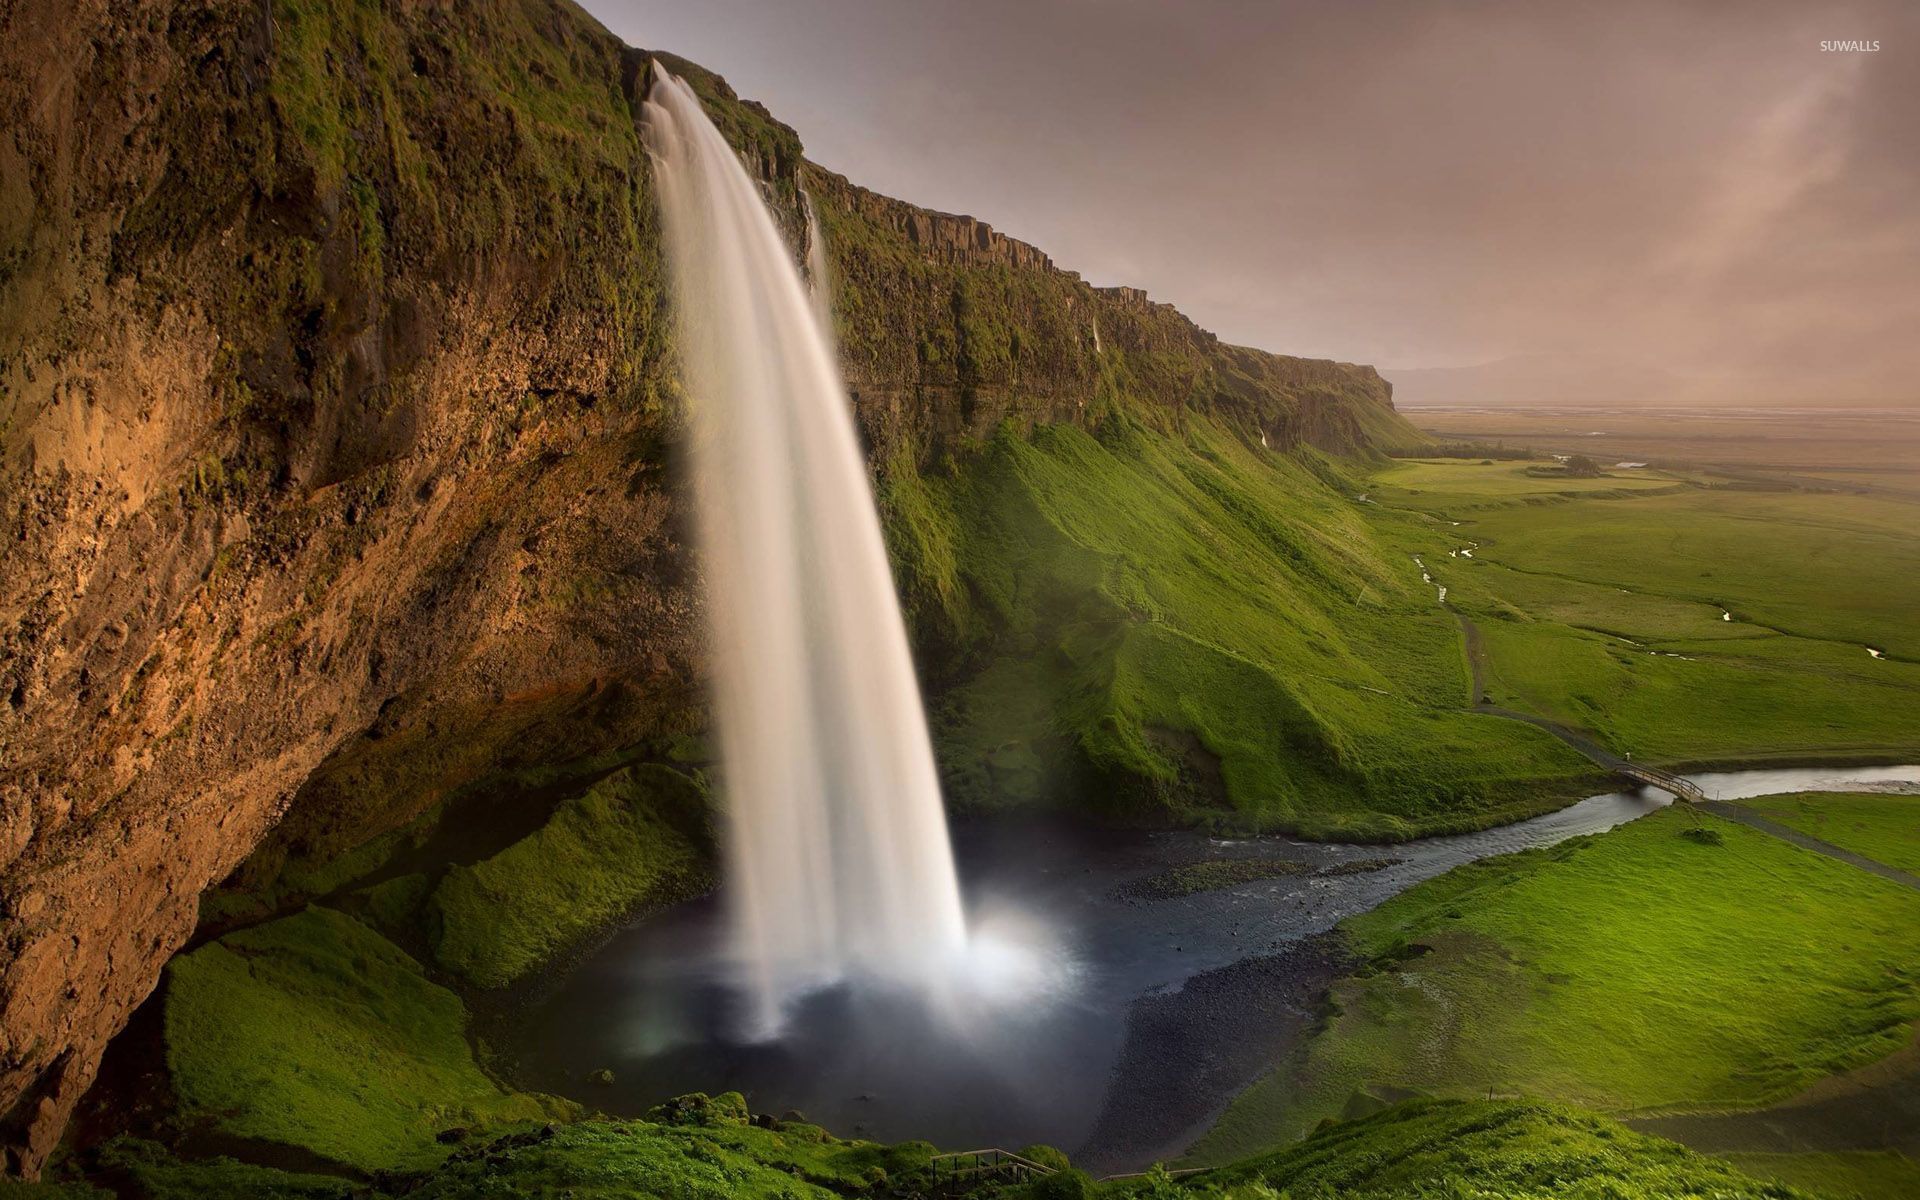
xmin=926 ymin=1148 xmax=1057 ymax=1196
xmin=924 ymin=1149 xmax=1216 ymax=1195
xmin=1616 ymin=763 xmax=1706 ymax=802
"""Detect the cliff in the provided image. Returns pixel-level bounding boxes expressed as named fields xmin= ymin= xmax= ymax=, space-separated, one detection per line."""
xmin=808 ymin=164 xmax=1409 ymax=466
xmin=0 ymin=0 xmax=1418 ymax=1173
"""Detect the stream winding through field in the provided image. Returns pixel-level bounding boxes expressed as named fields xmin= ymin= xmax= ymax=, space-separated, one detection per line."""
xmin=506 ymin=764 xmax=1920 ymax=1171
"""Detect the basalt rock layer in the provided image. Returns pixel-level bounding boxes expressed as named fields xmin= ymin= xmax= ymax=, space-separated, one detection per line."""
xmin=0 ymin=0 xmax=1412 ymax=1173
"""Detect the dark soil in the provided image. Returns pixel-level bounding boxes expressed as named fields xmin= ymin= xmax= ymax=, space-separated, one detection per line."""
xmin=1074 ymin=933 xmax=1352 ymax=1172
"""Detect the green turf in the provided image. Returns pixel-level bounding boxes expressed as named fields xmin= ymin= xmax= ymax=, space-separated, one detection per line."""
xmin=396 ymin=1095 xmax=933 ymax=1200
xmin=893 ymin=419 xmax=1596 ymax=838
xmin=0 ymin=1181 xmax=107 ymax=1199
xmin=88 ymin=1138 xmax=351 ymax=1199
xmin=1192 ymin=807 xmax=1920 ymax=1164
xmin=1427 ymin=472 xmax=1920 ymax=658
xmin=1134 ymin=1098 xmax=1817 ymax=1199
xmin=1365 ymin=458 xmax=1920 ymax=767
xmin=164 ymin=906 xmax=574 ymax=1171
xmin=51 ymin=1097 xmax=932 ymax=1200
xmin=1372 ymin=458 xmax=1690 ymax=498
xmin=1720 ymin=1150 xmax=1920 ymax=1200
xmin=428 ymin=765 xmax=714 ymax=988
xmin=1472 ymin=620 xmax=1920 ymax=762
xmin=1739 ymin=792 xmax=1920 ymax=875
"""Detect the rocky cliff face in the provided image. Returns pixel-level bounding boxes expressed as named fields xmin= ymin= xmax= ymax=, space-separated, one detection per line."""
xmin=806 ymin=165 xmax=1405 ymax=470
xmin=0 ymin=0 xmax=1412 ymax=1174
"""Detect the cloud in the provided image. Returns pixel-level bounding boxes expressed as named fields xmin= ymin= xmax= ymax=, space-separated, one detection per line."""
xmin=590 ymin=0 xmax=1920 ymax=399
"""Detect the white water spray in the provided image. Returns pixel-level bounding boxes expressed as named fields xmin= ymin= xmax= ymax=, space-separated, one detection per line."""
xmin=642 ymin=68 xmax=969 ymax=1036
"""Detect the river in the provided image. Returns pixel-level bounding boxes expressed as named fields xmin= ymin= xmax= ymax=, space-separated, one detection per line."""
xmin=503 ymin=764 xmax=1920 ymax=1170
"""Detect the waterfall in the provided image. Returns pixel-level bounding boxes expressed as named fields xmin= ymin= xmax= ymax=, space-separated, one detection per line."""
xmin=642 ymin=67 xmax=970 ymax=1037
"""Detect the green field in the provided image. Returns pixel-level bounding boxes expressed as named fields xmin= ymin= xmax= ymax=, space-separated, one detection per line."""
xmin=1739 ymin=791 xmax=1920 ymax=875
xmin=1192 ymin=807 xmax=1920 ymax=1166
xmin=905 ymin=447 xmax=1920 ymax=836
xmin=1370 ymin=458 xmax=1692 ymax=498
xmin=1364 ymin=458 xmax=1920 ymax=767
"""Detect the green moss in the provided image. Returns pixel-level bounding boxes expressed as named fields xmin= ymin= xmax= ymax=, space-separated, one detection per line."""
xmin=89 ymin=1138 xmax=351 ymax=1200
xmin=201 ymin=808 xmax=434 ymax=927
xmin=0 ymin=1180 xmax=108 ymax=1199
xmin=428 ymin=765 xmax=714 ymax=989
xmin=352 ymin=871 xmax=434 ymax=943
xmin=396 ymin=1114 xmax=932 ymax=1200
xmin=164 ymin=906 xmax=574 ymax=1171
xmin=1138 ymin=1098 xmax=1814 ymax=1199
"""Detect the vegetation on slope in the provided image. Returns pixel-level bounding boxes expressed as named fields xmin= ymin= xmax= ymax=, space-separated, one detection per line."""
xmin=59 ymin=845 xmax=1840 ymax=1200
xmin=24 ymin=1095 xmax=1815 ymax=1199
xmin=163 ymin=906 xmax=574 ymax=1171
xmin=1135 ymin=1097 xmax=1814 ymax=1199
xmin=1722 ymin=1150 xmax=1920 ymax=1200
xmin=1194 ymin=806 xmax=1920 ymax=1164
xmin=395 ymin=1094 xmax=933 ymax=1200
xmin=427 ymin=765 xmax=714 ymax=988
xmin=885 ymin=420 xmax=1595 ymax=837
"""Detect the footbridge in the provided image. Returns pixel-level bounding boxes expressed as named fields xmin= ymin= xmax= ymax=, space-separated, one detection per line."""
xmin=1614 ymin=762 xmax=1707 ymax=803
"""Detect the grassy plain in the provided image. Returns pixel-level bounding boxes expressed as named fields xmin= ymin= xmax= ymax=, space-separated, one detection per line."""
xmin=1739 ymin=792 xmax=1920 ymax=875
xmin=1193 ymin=808 xmax=1920 ymax=1164
xmin=1367 ymin=458 xmax=1920 ymax=766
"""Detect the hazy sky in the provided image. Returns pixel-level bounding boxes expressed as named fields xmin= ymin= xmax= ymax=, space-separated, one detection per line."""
xmin=585 ymin=0 xmax=1918 ymax=398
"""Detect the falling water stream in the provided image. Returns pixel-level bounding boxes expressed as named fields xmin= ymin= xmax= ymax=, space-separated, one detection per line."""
xmin=642 ymin=68 xmax=972 ymax=1036
xmin=618 ymin=63 xmax=1920 ymax=1170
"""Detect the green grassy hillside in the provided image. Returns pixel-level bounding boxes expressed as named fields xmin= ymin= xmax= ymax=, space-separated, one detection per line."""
xmin=427 ymin=765 xmax=714 ymax=988
xmin=163 ymin=907 xmax=575 ymax=1171
xmin=883 ymin=421 xmax=1596 ymax=837
xmin=1193 ymin=805 xmax=1920 ymax=1194
xmin=1137 ymin=1098 xmax=1816 ymax=1199
xmin=1739 ymin=792 xmax=1920 ymax=874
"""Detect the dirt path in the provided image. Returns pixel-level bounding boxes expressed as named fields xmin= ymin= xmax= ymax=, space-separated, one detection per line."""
xmin=1453 ymin=612 xmax=1487 ymax=703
